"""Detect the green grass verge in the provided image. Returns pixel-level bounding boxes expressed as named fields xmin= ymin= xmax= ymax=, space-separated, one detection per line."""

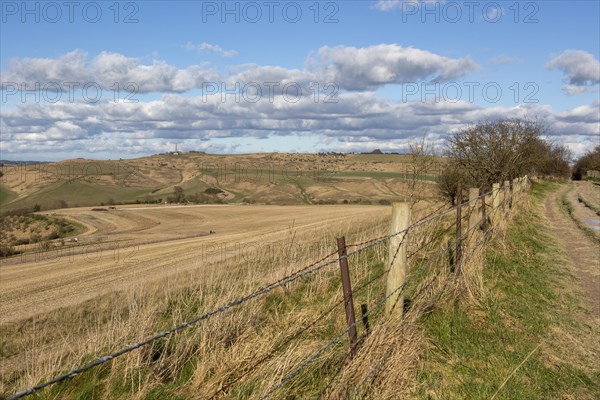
xmin=414 ymin=180 xmax=600 ymax=399
xmin=0 ymin=185 xmax=18 ymax=206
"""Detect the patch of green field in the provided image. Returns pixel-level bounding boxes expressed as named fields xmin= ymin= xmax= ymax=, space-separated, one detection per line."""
xmin=349 ymin=154 xmax=412 ymax=162
xmin=4 ymin=181 xmax=152 ymax=210
xmin=333 ymin=171 xmax=438 ymax=181
xmin=0 ymin=185 xmax=18 ymax=206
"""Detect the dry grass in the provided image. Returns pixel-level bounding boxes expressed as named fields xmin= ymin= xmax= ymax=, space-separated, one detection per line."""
xmin=1 ymin=208 xmax=392 ymax=398
xmin=2 ymin=184 xmax=519 ymax=399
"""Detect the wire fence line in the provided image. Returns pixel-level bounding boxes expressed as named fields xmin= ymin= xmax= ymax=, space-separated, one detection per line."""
xmin=259 ymin=180 xmax=524 ymax=398
xmin=349 ymin=211 xmax=498 ymax=399
xmin=261 ymin=228 xmax=459 ymax=399
xmin=7 ymin=249 xmax=340 ymax=400
xmin=8 ymin=177 xmax=529 ymax=400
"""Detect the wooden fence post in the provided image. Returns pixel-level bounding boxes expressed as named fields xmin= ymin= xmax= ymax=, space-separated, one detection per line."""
xmin=337 ymin=236 xmax=357 ymax=354
xmin=492 ymin=182 xmax=500 ymax=226
xmin=360 ymin=304 xmax=370 ymax=335
xmin=518 ymin=177 xmax=524 ymax=197
xmin=386 ymin=202 xmax=410 ymax=317
xmin=455 ymin=183 xmax=463 ymax=274
xmin=480 ymin=186 xmax=487 ymax=233
xmin=509 ymin=178 xmax=514 ymax=209
xmin=467 ymin=188 xmax=480 ymax=253
xmin=504 ymin=180 xmax=511 ymax=214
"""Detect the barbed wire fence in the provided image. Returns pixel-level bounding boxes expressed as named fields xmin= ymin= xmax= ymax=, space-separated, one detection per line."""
xmin=6 ymin=176 xmax=530 ymax=400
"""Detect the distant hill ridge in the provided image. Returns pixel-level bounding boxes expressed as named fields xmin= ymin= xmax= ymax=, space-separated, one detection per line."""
xmin=0 ymin=153 xmax=442 ymax=210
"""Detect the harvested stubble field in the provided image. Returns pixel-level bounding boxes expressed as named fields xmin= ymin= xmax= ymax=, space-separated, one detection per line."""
xmin=0 ymin=204 xmax=394 ymax=325
xmin=3 ymin=201 xmax=448 ymax=398
xmin=0 ymin=153 xmax=445 ymax=398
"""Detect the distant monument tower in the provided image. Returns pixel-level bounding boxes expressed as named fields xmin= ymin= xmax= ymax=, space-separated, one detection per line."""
xmin=173 ymin=143 xmax=180 ymax=155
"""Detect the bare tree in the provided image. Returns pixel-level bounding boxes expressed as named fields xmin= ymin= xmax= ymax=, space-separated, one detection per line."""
xmin=447 ymin=119 xmax=549 ymax=188
xmin=573 ymin=145 xmax=600 ymax=180
xmin=436 ymin=163 xmax=471 ymax=205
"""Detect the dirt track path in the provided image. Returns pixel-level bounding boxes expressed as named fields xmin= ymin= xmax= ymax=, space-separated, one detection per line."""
xmin=571 ymin=181 xmax=600 ymax=232
xmin=544 ymin=183 xmax=600 ymax=319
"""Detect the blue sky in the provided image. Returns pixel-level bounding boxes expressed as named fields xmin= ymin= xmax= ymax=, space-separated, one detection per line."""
xmin=1 ymin=0 xmax=599 ymax=160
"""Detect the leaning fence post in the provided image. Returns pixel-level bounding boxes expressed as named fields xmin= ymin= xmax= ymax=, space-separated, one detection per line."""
xmin=386 ymin=202 xmax=410 ymax=317
xmin=337 ymin=236 xmax=357 ymax=354
xmin=455 ymin=183 xmax=463 ymax=274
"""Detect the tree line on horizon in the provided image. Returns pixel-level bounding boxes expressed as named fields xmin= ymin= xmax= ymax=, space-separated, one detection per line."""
xmin=435 ymin=119 xmax=586 ymax=204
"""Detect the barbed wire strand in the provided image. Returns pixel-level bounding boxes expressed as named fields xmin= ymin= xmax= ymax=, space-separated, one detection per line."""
xmin=8 ymin=249 xmax=341 ymax=400
xmin=259 ymin=238 xmax=453 ymax=399
xmin=346 ymin=202 xmax=449 ymax=250
xmin=207 ymin=292 xmax=347 ymax=399
xmin=208 ymin=228 xmax=413 ymax=396
xmin=406 ymin=218 xmax=457 ymax=261
xmin=326 ymin=185 xmax=523 ymax=398
xmin=8 ymin=184 xmax=518 ymax=399
xmin=350 ymin=214 xmax=500 ymax=399
xmin=8 ymin=220 xmax=408 ymax=399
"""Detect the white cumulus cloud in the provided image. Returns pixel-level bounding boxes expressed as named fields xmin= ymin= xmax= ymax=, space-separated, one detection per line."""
xmin=546 ymin=50 xmax=600 ymax=94
xmin=307 ymin=44 xmax=479 ymax=90
xmin=183 ymin=42 xmax=239 ymax=58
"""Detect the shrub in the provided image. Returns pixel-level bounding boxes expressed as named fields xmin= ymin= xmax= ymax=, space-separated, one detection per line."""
xmin=437 ymin=166 xmax=470 ymax=205
xmin=0 ymin=244 xmax=15 ymax=257
xmin=204 ymin=187 xmax=223 ymax=195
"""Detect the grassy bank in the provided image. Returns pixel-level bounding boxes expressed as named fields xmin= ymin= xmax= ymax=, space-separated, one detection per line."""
xmin=414 ymin=180 xmax=600 ymax=399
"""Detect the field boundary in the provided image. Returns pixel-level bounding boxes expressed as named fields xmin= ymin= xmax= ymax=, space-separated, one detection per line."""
xmin=8 ymin=176 xmax=530 ymax=400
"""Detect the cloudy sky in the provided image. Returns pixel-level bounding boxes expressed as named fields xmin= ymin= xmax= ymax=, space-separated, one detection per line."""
xmin=1 ymin=0 xmax=599 ymax=161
